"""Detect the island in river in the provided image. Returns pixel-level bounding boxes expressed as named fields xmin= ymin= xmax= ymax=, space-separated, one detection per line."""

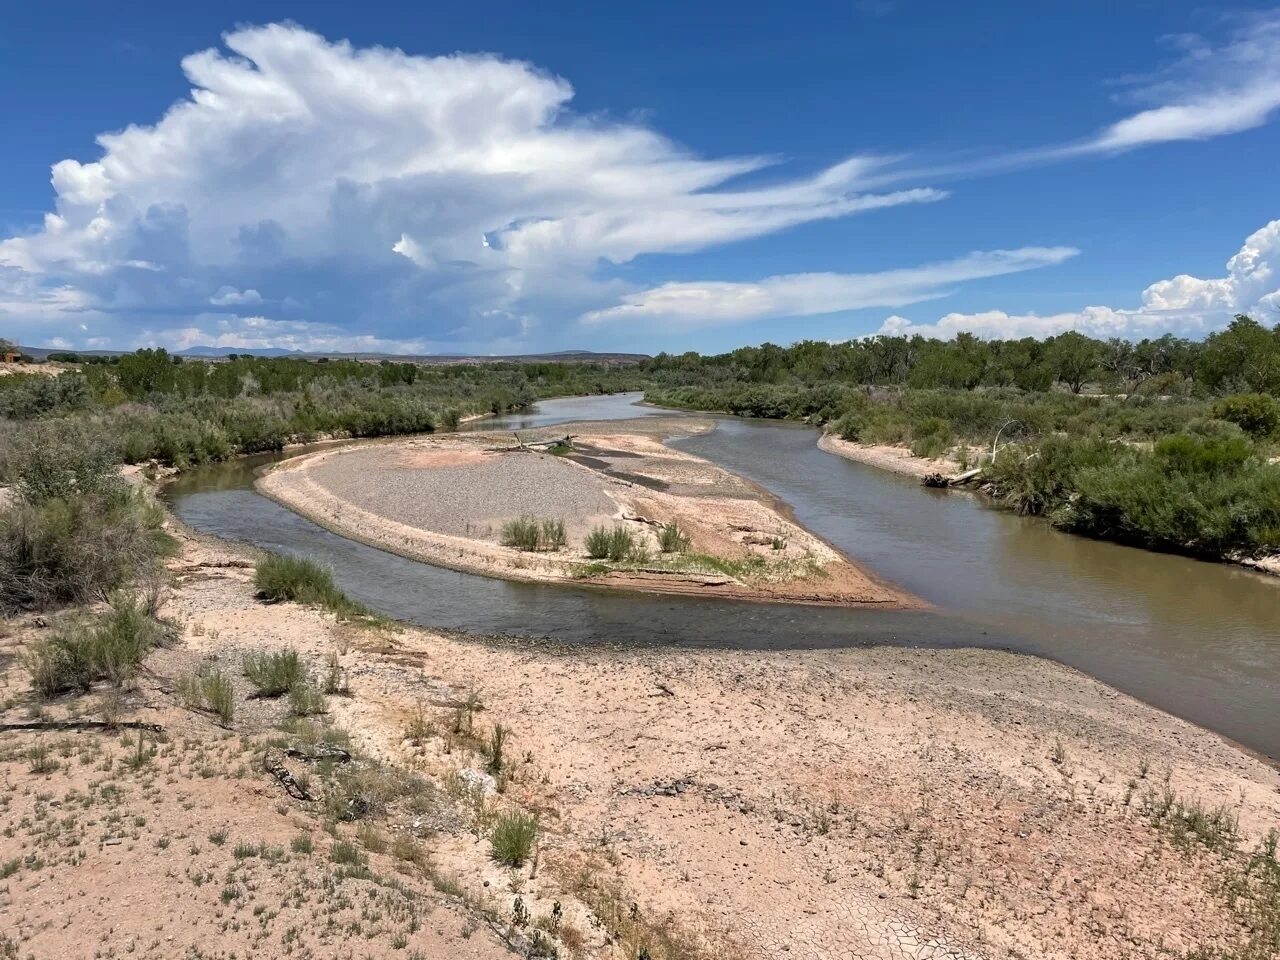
xmin=257 ymin=416 xmax=915 ymax=607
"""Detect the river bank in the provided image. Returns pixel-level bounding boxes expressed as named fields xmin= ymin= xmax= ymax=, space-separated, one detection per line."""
xmin=5 ymin=515 xmax=1279 ymax=960
xmin=257 ymin=418 xmax=914 ymax=607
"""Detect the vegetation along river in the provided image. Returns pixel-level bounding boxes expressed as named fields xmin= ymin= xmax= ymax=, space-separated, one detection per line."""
xmin=167 ymin=393 xmax=1280 ymax=759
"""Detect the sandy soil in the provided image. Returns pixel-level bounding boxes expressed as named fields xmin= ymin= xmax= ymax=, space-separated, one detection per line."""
xmin=5 ymin=524 xmax=1279 ymax=960
xmin=817 ymin=434 xmax=962 ymax=480
xmin=258 ymin=423 xmax=913 ymax=606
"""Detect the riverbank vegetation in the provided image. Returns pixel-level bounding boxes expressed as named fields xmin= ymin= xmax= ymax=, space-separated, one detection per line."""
xmin=641 ymin=317 xmax=1280 ymax=561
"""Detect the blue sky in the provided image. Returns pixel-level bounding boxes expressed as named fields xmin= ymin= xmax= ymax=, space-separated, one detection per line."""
xmin=2 ymin=1 xmax=1280 ymax=355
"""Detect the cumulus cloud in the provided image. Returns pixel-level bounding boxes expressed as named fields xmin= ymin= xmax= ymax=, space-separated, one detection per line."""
xmin=583 ymin=247 xmax=1078 ymax=329
xmin=879 ymin=219 xmax=1280 ymax=340
xmin=0 ymin=23 xmax=941 ymax=350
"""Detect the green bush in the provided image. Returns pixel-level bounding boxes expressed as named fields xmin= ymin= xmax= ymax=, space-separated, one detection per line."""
xmin=0 ymin=488 xmax=169 ymax=614
xmin=489 ymin=811 xmax=538 ymax=867
xmin=253 ymin=553 xmax=370 ymax=619
xmin=583 ymin=525 xmax=638 ymax=562
xmin=242 ymin=649 xmax=307 ymax=698
xmin=500 ymin=517 xmax=567 ymax=552
xmin=657 ymin=521 xmax=691 ymax=554
xmin=1211 ymin=393 xmax=1280 ymax=439
xmin=23 ymin=593 xmax=165 ymax=697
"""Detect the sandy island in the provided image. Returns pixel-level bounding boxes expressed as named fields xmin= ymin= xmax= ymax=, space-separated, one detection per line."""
xmin=257 ymin=417 xmax=914 ymax=607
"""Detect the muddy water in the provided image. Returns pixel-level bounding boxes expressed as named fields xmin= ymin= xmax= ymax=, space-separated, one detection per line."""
xmin=166 ymin=394 xmax=1280 ymax=758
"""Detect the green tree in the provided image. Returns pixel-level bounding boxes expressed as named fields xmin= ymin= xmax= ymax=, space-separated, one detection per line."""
xmin=1047 ymin=332 xmax=1100 ymax=394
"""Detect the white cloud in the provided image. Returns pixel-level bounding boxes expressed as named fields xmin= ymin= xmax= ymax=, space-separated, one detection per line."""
xmin=209 ymin=285 xmax=262 ymax=306
xmin=1075 ymin=13 xmax=1280 ymax=153
xmin=879 ymin=219 xmax=1280 ymax=340
xmin=583 ymin=247 xmax=1078 ymax=329
xmin=143 ymin=314 xmax=433 ymax=355
xmin=0 ymin=23 xmax=939 ymax=350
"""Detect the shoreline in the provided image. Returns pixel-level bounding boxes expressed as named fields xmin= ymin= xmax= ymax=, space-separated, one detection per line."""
xmin=817 ymin=431 xmax=1280 ymax=578
xmin=255 ymin=423 xmax=918 ymax=608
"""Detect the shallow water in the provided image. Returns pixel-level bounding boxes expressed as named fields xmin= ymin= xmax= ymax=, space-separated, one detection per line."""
xmin=167 ymin=394 xmax=1280 ymax=758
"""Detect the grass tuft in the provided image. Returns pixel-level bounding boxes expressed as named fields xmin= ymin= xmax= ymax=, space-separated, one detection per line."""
xmin=254 ymin=553 xmax=373 ymax=621
xmin=489 ymin=811 xmax=538 ymax=867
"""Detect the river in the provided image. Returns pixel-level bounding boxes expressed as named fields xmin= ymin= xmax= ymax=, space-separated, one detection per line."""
xmin=166 ymin=393 xmax=1280 ymax=759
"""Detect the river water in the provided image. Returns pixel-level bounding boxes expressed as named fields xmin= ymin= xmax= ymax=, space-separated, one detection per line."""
xmin=166 ymin=394 xmax=1280 ymax=758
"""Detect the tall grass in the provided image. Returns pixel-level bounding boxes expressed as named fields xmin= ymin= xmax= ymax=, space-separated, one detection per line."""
xmin=584 ymin=526 xmax=639 ymax=562
xmin=253 ymin=553 xmax=371 ymax=620
xmin=499 ymin=517 xmax=567 ymax=552
xmin=657 ymin=521 xmax=691 ymax=554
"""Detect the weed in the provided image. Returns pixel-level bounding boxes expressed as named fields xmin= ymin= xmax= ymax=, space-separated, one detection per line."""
xmin=254 ymin=552 xmax=373 ymax=621
xmin=490 ymin=811 xmax=538 ymax=867
xmin=242 ymin=648 xmax=306 ymax=697
xmin=584 ymin=526 xmax=637 ymax=562
xmin=657 ymin=521 xmax=691 ymax=554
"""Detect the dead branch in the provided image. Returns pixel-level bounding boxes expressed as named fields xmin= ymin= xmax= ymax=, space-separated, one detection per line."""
xmin=0 ymin=720 xmax=163 ymax=733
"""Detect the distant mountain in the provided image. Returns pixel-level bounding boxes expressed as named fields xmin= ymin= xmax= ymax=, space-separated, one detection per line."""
xmin=177 ymin=346 xmax=302 ymax=357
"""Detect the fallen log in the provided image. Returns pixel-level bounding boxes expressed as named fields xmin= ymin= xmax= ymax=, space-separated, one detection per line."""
xmin=0 ymin=720 xmax=164 ymax=733
xmin=264 ymin=750 xmax=314 ymax=801
xmin=948 ymin=467 xmax=984 ymax=485
xmin=284 ymin=743 xmax=352 ymax=764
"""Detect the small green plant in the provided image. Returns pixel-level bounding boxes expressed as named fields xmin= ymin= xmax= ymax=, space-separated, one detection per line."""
xmin=489 ymin=811 xmax=538 ymax=867
xmin=23 ymin=593 xmax=165 ymax=698
xmin=657 ymin=522 xmax=691 ymax=554
xmin=242 ymin=648 xmax=306 ymax=697
xmin=487 ymin=724 xmax=508 ymax=776
xmin=540 ymin=518 xmax=567 ymax=551
xmin=27 ymin=742 xmax=57 ymax=774
xmin=290 ymin=833 xmax=314 ymax=855
xmin=330 ymin=839 xmax=365 ymax=865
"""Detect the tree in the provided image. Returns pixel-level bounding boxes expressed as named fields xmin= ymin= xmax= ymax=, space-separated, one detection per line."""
xmin=1198 ymin=316 xmax=1280 ymax=394
xmin=1047 ymin=332 xmax=1100 ymax=394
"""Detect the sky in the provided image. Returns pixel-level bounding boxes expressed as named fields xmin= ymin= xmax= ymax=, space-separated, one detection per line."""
xmin=2 ymin=1 xmax=1280 ymax=356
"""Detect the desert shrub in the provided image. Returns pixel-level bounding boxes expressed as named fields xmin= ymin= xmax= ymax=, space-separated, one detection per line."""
xmin=2 ymin=419 xmax=120 ymax=502
xmin=242 ymin=648 xmax=307 ymax=697
xmin=0 ymin=489 xmax=169 ymax=613
xmin=908 ymin=416 xmax=952 ymax=458
xmin=1211 ymin=393 xmax=1280 ymax=439
xmin=487 ymin=724 xmax=507 ymax=775
xmin=23 ymin=593 xmax=165 ymax=697
xmin=288 ymin=682 xmax=327 ymax=717
xmin=657 ymin=521 xmax=691 ymax=554
xmin=490 ymin=811 xmax=538 ymax=866
xmin=501 ymin=516 xmax=542 ymax=551
xmin=500 ymin=517 xmax=567 ymax=552
xmin=253 ymin=552 xmax=369 ymax=619
xmin=584 ymin=525 xmax=636 ymax=562
xmin=540 ymin=518 xmax=567 ymax=550
xmin=180 ymin=666 xmax=235 ymax=724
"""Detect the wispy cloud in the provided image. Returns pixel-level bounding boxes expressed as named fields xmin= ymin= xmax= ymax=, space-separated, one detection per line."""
xmin=583 ymin=247 xmax=1078 ymax=329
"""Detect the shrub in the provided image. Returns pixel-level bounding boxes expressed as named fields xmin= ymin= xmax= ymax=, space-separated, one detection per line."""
xmin=489 ymin=811 xmax=538 ymax=866
xmin=23 ymin=593 xmax=164 ymax=697
xmin=500 ymin=516 xmax=542 ymax=551
xmin=2 ymin=419 xmax=119 ymax=503
xmin=0 ymin=487 xmax=169 ymax=614
xmin=288 ymin=682 xmax=327 ymax=717
xmin=657 ymin=522 xmax=691 ymax=554
xmin=487 ymin=724 xmax=508 ymax=775
xmin=242 ymin=649 xmax=307 ymax=697
xmin=1211 ymin=393 xmax=1280 ymax=439
xmin=253 ymin=553 xmax=370 ymax=619
xmin=500 ymin=517 xmax=566 ymax=552
xmin=584 ymin=526 xmax=636 ymax=562
xmin=177 ymin=666 xmax=235 ymax=724
xmin=540 ymin=518 xmax=567 ymax=551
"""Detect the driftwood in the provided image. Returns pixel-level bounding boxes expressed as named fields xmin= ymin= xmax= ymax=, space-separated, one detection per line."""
xmin=0 ymin=720 xmax=164 ymax=733
xmin=503 ymin=432 xmax=577 ymax=452
xmin=264 ymin=751 xmax=314 ymax=801
xmin=284 ymin=743 xmax=352 ymax=764
xmin=622 ymin=512 xmax=665 ymax=528
xmin=921 ymin=467 xmax=984 ymax=489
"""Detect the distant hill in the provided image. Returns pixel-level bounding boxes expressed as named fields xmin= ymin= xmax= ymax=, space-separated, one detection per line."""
xmin=17 ymin=345 xmax=650 ymax=366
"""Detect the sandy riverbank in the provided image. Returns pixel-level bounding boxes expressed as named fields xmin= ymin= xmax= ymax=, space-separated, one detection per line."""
xmin=258 ymin=419 xmax=914 ymax=606
xmin=5 ymin=522 xmax=1279 ymax=959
